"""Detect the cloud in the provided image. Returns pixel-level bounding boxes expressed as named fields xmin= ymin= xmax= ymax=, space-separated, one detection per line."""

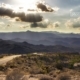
xmin=20 ymin=26 xmax=28 ymax=29
xmin=17 ymin=13 xmax=43 ymax=22
xmin=37 ymin=2 xmax=54 ymax=12
xmin=30 ymin=19 xmax=51 ymax=28
xmin=0 ymin=1 xmax=55 ymax=25
xmin=0 ymin=6 xmax=43 ymax=23
xmin=0 ymin=22 xmax=4 ymax=25
xmin=53 ymin=7 xmax=59 ymax=11
xmin=15 ymin=18 xmax=21 ymax=21
xmin=0 ymin=7 xmax=13 ymax=17
xmin=30 ymin=20 xmax=61 ymax=28
xmin=31 ymin=22 xmax=48 ymax=28
xmin=53 ymin=21 xmax=60 ymax=28
xmin=65 ymin=17 xmax=80 ymax=29
xmin=73 ymin=6 xmax=80 ymax=12
xmin=69 ymin=6 xmax=80 ymax=17
xmin=9 ymin=18 xmax=16 ymax=22
xmin=0 ymin=2 xmax=54 ymax=24
xmin=0 ymin=1 xmax=56 ymax=30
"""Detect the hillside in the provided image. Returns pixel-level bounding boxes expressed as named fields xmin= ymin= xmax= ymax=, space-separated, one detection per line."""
xmin=0 ymin=53 xmax=80 ymax=80
xmin=0 ymin=31 xmax=80 ymax=48
xmin=0 ymin=39 xmax=79 ymax=54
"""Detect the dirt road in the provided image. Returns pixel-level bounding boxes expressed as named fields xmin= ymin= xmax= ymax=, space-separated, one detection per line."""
xmin=0 ymin=55 xmax=21 ymax=65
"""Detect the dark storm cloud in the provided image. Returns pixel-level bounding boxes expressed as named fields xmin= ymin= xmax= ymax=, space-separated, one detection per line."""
xmin=0 ymin=1 xmax=54 ymax=23
xmin=0 ymin=7 xmax=13 ymax=17
xmin=37 ymin=2 xmax=54 ymax=12
xmin=0 ymin=1 xmax=54 ymax=29
xmin=16 ymin=13 xmax=43 ymax=22
xmin=0 ymin=7 xmax=43 ymax=22
xmin=31 ymin=21 xmax=50 ymax=28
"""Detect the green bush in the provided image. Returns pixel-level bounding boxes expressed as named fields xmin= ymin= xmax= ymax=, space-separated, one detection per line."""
xmin=68 ymin=62 xmax=74 ymax=69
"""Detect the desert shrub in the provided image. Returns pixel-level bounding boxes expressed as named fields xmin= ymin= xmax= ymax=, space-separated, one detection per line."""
xmin=57 ymin=54 xmax=66 ymax=61
xmin=55 ymin=62 xmax=63 ymax=70
xmin=6 ymin=69 xmax=25 ymax=80
xmin=39 ymin=75 xmax=53 ymax=80
xmin=0 ymin=65 xmax=6 ymax=71
xmin=68 ymin=62 xmax=74 ymax=69
xmin=39 ymin=56 xmax=52 ymax=63
xmin=72 ymin=55 xmax=80 ymax=63
xmin=0 ymin=55 xmax=4 ymax=58
xmin=30 ymin=68 xmax=43 ymax=74
xmin=6 ymin=62 xmax=18 ymax=69
xmin=57 ymin=74 xmax=71 ymax=80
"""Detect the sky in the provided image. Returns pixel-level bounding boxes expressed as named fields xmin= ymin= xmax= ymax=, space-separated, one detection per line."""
xmin=0 ymin=0 xmax=80 ymax=33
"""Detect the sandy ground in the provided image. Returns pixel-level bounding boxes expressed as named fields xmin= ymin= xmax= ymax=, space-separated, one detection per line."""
xmin=0 ymin=55 xmax=21 ymax=65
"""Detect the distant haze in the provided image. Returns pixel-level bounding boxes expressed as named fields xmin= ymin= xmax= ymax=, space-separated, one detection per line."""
xmin=0 ymin=31 xmax=80 ymax=48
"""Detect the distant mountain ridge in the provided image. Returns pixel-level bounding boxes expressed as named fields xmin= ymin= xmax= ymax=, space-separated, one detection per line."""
xmin=0 ymin=39 xmax=79 ymax=54
xmin=0 ymin=31 xmax=80 ymax=48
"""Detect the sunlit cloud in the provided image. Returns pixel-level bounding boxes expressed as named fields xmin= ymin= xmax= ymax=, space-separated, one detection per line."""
xmin=0 ymin=21 xmax=4 ymax=25
xmin=65 ymin=17 xmax=80 ymax=29
xmin=53 ymin=21 xmax=61 ymax=28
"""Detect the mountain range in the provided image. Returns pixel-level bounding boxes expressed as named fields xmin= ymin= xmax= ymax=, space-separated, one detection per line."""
xmin=0 ymin=31 xmax=80 ymax=48
xmin=0 ymin=39 xmax=79 ymax=54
